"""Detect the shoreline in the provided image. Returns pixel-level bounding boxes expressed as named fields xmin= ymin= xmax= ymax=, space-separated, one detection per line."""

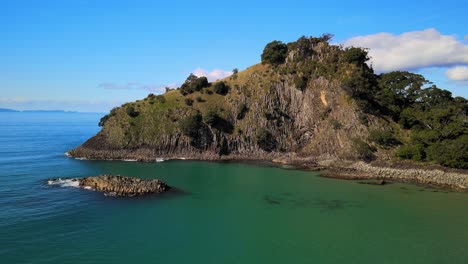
xmin=66 ymin=149 xmax=468 ymax=192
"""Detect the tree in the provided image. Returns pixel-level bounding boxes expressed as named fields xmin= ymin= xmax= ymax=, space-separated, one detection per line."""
xmin=261 ymin=41 xmax=288 ymax=66
xmin=180 ymin=113 xmax=202 ymax=137
xmin=203 ymin=109 xmax=233 ymax=133
xmin=213 ymin=81 xmax=229 ymax=95
xmin=126 ymin=106 xmax=139 ymax=117
xmin=180 ymin=74 xmax=209 ymax=95
xmin=343 ymin=47 xmax=369 ymax=66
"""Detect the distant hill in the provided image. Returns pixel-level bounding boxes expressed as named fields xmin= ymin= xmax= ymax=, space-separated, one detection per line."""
xmin=0 ymin=108 xmax=19 ymax=112
xmin=22 ymin=110 xmax=78 ymax=113
xmin=0 ymin=109 xmax=87 ymax=113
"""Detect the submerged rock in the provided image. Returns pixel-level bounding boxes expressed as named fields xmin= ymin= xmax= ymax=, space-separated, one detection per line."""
xmin=49 ymin=175 xmax=170 ymax=197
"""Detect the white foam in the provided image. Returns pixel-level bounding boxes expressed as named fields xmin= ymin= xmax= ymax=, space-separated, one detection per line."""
xmin=123 ymin=159 xmax=137 ymax=162
xmin=48 ymin=178 xmax=80 ymax=188
xmin=64 ymin=152 xmax=71 ymax=157
xmin=156 ymin=158 xmax=165 ymax=162
xmin=76 ymin=157 xmax=88 ymax=160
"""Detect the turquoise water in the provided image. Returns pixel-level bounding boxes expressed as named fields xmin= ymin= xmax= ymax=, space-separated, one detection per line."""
xmin=1 ymin=112 xmax=468 ymax=264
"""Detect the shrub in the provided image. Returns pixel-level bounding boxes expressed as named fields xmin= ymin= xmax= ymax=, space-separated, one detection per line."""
xmin=256 ymin=129 xmax=277 ymax=152
xmin=203 ymin=109 xmax=234 ymax=133
xmin=99 ymin=107 xmax=118 ymax=126
xmin=126 ymin=106 xmax=139 ymax=118
xmin=261 ymin=40 xmax=288 ymax=66
xmin=368 ymin=129 xmax=399 ymax=147
xmin=156 ymin=95 xmax=166 ymax=103
xmin=195 ymin=96 xmax=204 ymax=103
xmin=352 ymin=138 xmax=376 ymax=161
xmin=330 ymin=119 xmax=343 ymax=130
xmin=396 ymin=144 xmax=425 ymax=161
xmin=426 ymin=136 xmax=468 ymax=169
xmin=320 ymin=107 xmax=332 ymax=120
xmin=180 ymin=74 xmax=209 ymax=95
xmin=236 ymin=103 xmax=248 ymax=120
xmin=294 ymin=76 xmax=308 ymax=91
xmin=185 ymin=98 xmax=194 ymax=106
xmin=214 ymin=81 xmax=229 ymax=95
xmin=180 ymin=113 xmax=202 ymax=137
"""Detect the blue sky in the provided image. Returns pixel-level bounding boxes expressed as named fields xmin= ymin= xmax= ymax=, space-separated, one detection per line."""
xmin=2 ymin=0 xmax=467 ymax=112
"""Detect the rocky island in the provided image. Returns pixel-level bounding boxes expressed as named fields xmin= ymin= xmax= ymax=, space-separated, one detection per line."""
xmin=48 ymin=175 xmax=170 ymax=197
xmin=68 ymin=35 xmax=467 ymax=191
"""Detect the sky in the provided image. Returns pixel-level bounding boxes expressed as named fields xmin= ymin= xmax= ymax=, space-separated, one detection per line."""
xmin=2 ymin=0 xmax=467 ymax=112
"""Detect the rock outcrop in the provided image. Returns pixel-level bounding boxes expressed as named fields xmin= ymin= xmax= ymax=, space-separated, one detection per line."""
xmin=49 ymin=175 xmax=170 ymax=197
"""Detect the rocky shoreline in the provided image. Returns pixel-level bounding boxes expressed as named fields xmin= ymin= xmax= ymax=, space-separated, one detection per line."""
xmin=67 ymin=149 xmax=468 ymax=192
xmin=48 ymin=175 xmax=170 ymax=197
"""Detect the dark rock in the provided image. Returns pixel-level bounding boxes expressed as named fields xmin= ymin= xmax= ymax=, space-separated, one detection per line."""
xmin=80 ymin=175 xmax=170 ymax=197
xmin=358 ymin=180 xmax=387 ymax=185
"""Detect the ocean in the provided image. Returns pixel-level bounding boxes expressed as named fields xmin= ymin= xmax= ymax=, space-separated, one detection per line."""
xmin=1 ymin=112 xmax=468 ymax=264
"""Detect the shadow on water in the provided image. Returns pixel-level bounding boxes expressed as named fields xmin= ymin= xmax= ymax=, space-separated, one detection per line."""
xmin=263 ymin=193 xmax=359 ymax=213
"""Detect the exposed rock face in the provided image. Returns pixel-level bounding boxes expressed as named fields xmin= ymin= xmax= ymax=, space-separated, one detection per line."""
xmin=49 ymin=175 xmax=170 ymax=197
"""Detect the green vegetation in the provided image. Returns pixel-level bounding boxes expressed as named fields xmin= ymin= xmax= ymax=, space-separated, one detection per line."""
xmin=185 ymin=98 xmax=194 ymax=106
xmin=368 ymin=129 xmax=399 ymax=147
xmin=180 ymin=74 xmax=209 ymax=95
xmin=294 ymin=76 xmax=308 ymax=91
xmin=203 ymin=109 xmax=234 ymax=133
xmin=256 ymin=128 xmax=276 ymax=152
xmin=180 ymin=113 xmax=202 ymax=137
xmin=213 ymin=81 xmax=229 ymax=95
xmin=126 ymin=106 xmax=139 ymax=118
xmin=352 ymin=138 xmax=376 ymax=162
xmin=261 ymin=41 xmax=288 ymax=66
xmin=330 ymin=119 xmax=343 ymax=130
xmin=236 ymin=103 xmax=248 ymax=120
xmin=98 ymin=107 xmax=118 ymax=126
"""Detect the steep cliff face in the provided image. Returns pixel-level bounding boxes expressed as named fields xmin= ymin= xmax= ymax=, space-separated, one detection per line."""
xmin=69 ymin=37 xmax=390 ymax=162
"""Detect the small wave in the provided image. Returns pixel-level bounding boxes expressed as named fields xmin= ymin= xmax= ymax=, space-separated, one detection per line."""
xmin=156 ymin=158 xmax=165 ymax=162
xmin=76 ymin=157 xmax=88 ymax=160
xmin=48 ymin=178 xmax=80 ymax=188
xmin=64 ymin=152 xmax=71 ymax=157
xmin=123 ymin=159 xmax=138 ymax=162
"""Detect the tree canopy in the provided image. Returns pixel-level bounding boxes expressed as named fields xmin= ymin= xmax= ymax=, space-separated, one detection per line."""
xmin=261 ymin=41 xmax=288 ymax=66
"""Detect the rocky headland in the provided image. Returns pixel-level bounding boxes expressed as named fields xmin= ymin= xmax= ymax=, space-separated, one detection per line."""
xmin=68 ymin=35 xmax=467 ymax=192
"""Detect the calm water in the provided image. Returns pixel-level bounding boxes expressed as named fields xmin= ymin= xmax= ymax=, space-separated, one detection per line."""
xmin=1 ymin=112 xmax=468 ymax=264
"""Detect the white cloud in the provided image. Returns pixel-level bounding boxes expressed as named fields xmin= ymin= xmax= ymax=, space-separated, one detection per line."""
xmin=193 ymin=68 xmax=232 ymax=82
xmin=343 ymin=28 xmax=468 ymax=72
xmin=446 ymin=66 xmax=468 ymax=81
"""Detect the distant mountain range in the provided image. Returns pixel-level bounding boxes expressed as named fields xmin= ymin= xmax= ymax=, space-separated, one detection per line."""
xmin=0 ymin=108 xmax=90 ymax=113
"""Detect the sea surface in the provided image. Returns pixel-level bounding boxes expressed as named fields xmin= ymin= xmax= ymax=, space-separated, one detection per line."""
xmin=1 ymin=112 xmax=468 ymax=264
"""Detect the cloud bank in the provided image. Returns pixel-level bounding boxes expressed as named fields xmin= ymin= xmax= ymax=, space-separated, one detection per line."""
xmin=343 ymin=28 xmax=468 ymax=83
xmin=193 ymin=68 xmax=232 ymax=82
